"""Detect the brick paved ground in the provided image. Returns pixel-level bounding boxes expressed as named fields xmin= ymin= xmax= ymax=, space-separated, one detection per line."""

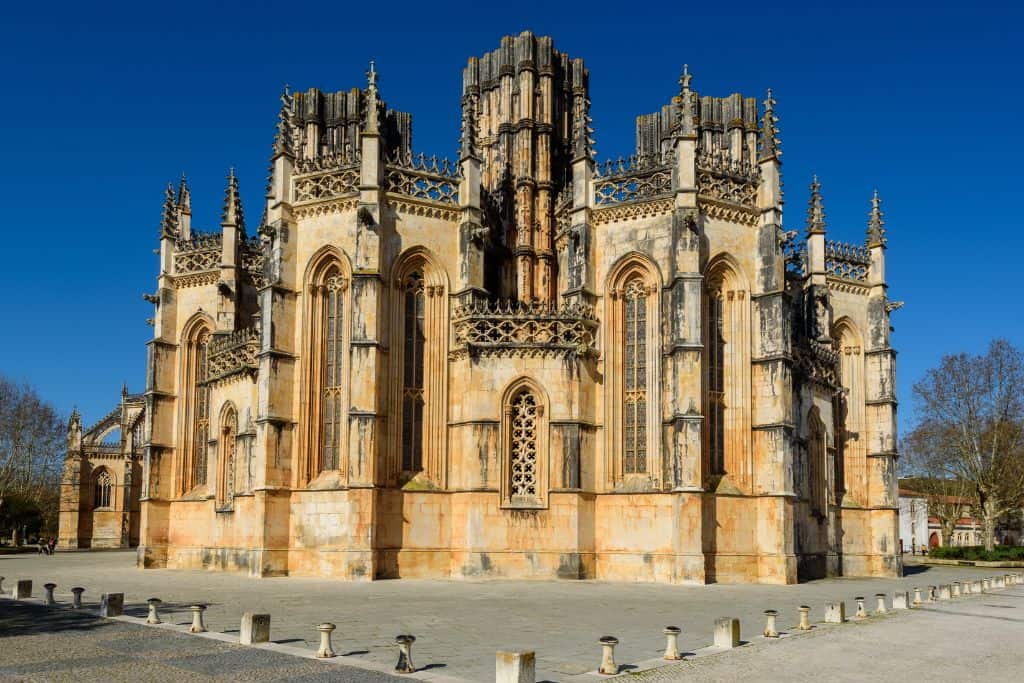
xmin=0 ymin=551 xmax=1016 ymax=682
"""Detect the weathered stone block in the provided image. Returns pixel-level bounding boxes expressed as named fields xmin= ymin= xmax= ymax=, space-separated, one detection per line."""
xmin=824 ymin=601 xmax=845 ymax=623
xmin=892 ymin=592 xmax=909 ymax=609
xmin=100 ymin=592 xmax=124 ymax=617
xmin=714 ymin=617 xmax=740 ymax=648
xmin=496 ymin=650 xmax=535 ymax=683
xmin=13 ymin=580 xmax=32 ymax=600
xmin=240 ymin=612 xmax=271 ymax=644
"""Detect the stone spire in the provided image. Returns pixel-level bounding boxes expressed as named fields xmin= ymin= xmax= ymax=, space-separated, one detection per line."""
xmin=272 ymin=85 xmax=294 ymax=157
xmin=460 ymin=92 xmax=478 ymax=160
xmin=177 ymin=173 xmax=191 ymax=211
xmin=806 ymin=175 xmax=826 ymax=236
xmin=221 ymin=168 xmax=245 ymax=234
xmin=159 ymin=182 xmax=178 ymax=239
xmin=364 ymin=60 xmax=380 ymax=134
xmin=674 ymin=64 xmax=697 ymax=137
xmin=867 ymin=189 xmax=886 ymax=248
xmin=759 ymin=89 xmax=781 ymax=161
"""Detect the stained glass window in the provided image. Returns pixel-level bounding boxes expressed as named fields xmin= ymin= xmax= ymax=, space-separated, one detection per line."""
xmin=401 ymin=271 xmax=426 ymax=472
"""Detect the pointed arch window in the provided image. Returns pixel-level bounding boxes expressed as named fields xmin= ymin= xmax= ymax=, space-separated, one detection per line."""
xmin=509 ymin=389 xmax=539 ymax=502
xmin=807 ymin=409 xmax=827 ymax=516
xmin=320 ymin=272 xmax=347 ymax=472
xmin=194 ymin=333 xmax=210 ymax=485
xmin=401 ymin=271 xmax=426 ymax=473
xmin=94 ymin=470 xmax=112 ymax=509
xmin=707 ymin=284 xmax=726 ymax=475
xmin=623 ymin=277 xmax=649 ymax=475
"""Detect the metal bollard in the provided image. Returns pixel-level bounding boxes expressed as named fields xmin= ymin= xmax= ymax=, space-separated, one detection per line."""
xmin=43 ymin=583 xmax=57 ymax=606
xmin=875 ymin=593 xmax=887 ymax=614
xmin=662 ymin=626 xmax=682 ymax=660
xmin=189 ymin=605 xmax=207 ymax=633
xmin=598 ymin=636 xmax=618 ymax=675
xmin=317 ymin=623 xmax=336 ymax=658
xmin=395 ymin=634 xmax=416 ymax=674
xmin=854 ymin=597 xmax=867 ymax=618
xmin=798 ymin=605 xmax=812 ymax=630
xmin=146 ymin=598 xmax=162 ymax=624
xmin=71 ymin=587 xmax=84 ymax=609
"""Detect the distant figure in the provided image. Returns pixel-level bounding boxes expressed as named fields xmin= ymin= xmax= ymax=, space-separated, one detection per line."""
xmin=37 ymin=539 xmax=46 ymax=554
xmin=47 ymin=537 xmax=56 ymax=555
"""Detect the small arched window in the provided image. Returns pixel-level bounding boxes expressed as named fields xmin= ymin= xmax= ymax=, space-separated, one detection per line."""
xmin=94 ymin=470 xmax=112 ymax=509
xmin=216 ymin=406 xmax=237 ymax=509
xmin=501 ymin=380 xmax=548 ymax=508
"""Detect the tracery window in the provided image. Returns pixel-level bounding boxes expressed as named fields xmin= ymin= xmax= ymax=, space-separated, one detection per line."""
xmin=401 ymin=271 xmax=426 ymax=472
xmin=320 ymin=272 xmax=346 ymax=472
xmin=192 ymin=330 xmax=211 ymax=487
xmin=216 ymin=406 xmax=237 ymax=508
xmin=707 ymin=286 xmax=726 ymax=475
xmin=509 ymin=390 xmax=539 ymax=501
xmin=94 ymin=470 xmax=112 ymax=509
xmin=808 ymin=409 xmax=827 ymax=515
xmin=623 ymin=278 xmax=648 ymax=474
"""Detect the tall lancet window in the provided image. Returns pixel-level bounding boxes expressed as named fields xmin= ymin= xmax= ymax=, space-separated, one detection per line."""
xmin=623 ymin=277 xmax=648 ymax=474
xmin=94 ymin=469 xmax=112 ymax=509
xmin=401 ymin=271 xmax=426 ymax=472
xmin=193 ymin=331 xmax=211 ymax=486
xmin=321 ymin=271 xmax=346 ymax=472
xmin=707 ymin=286 xmax=726 ymax=475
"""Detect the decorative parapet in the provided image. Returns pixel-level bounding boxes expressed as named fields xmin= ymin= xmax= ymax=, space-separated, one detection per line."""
xmin=384 ymin=151 xmax=460 ymax=206
xmin=294 ymin=149 xmax=361 ymax=175
xmin=696 ymin=149 xmax=759 ymax=211
xmin=206 ymin=325 xmax=260 ymax=384
xmin=293 ymin=163 xmax=360 ymax=203
xmin=594 ymin=153 xmax=672 ymax=206
xmin=451 ymin=300 xmax=598 ymax=358
xmin=173 ymin=232 xmax=222 ymax=274
xmin=825 ymin=240 xmax=870 ymax=282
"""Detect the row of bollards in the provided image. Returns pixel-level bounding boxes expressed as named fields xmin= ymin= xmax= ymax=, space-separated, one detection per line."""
xmin=7 ymin=572 xmax=1022 ymax=681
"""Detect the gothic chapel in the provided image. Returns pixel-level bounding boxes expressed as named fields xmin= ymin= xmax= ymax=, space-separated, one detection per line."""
xmin=133 ymin=32 xmax=900 ymax=584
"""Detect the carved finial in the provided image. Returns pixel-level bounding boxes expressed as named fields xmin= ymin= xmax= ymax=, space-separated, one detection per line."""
xmin=177 ymin=173 xmax=191 ymax=212
xmin=673 ymin=66 xmax=697 ymax=136
xmin=121 ymin=382 xmax=129 ymax=399
xmin=221 ymin=168 xmax=245 ymax=234
xmin=867 ymin=188 xmax=886 ymax=248
xmin=806 ymin=175 xmax=826 ymax=236
xmin=571 ymin=92 xmax=594 ymax=160
xmin=760 ymin=88 xmax=781 ymax=161
xmin=679 ymin=64 xmax=692 ymax=93
xmin=460 ymin=94 xmax=478 ymax=160
xmin=273 ymin=84 xmax=295 ymax=157
xmin=367 ymin=60 xmax=377 ymax=88
xmin=160 ymin=182 xmax=178 ymax=239
xmin=70 ymin=406 xmax=80 ymax=425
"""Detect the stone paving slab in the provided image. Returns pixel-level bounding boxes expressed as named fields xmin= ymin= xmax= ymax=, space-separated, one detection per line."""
xmin=0 ymin=551 xmax=1014 ymax=681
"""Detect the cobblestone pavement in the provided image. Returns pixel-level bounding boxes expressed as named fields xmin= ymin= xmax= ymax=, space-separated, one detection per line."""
xmin=0 ymin=551 xmax=1014 ymax=682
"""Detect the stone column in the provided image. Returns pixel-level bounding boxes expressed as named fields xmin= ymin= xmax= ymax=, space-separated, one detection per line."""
xmin=496 ymin=650 xmax=536 ymax=683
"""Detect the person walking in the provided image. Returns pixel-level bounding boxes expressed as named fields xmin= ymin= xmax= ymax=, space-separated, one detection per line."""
xmin=47 ymin=537 xmax=56 ymax=555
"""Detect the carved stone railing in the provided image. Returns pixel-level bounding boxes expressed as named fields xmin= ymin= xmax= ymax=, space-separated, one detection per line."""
xmin=594 ymin=153 xmax=673 ymax=206
xmin=206 ymin=326 xmax=260 ymax=383
xmin=696 ymin=149 xmax=760 ymax=212
xmin=294 ymin=148 xmax=361 ymax=175
xmin=825 ymin=240 xmax=870 ymax=282
xmin=452 ymin=300 xmax=598 ymax=357
xmin=794 ymin=343 xmax=840 ymax=388
xmin=293 ymin=164 xmax=360 ymax=203
xmin=173 ymin=232 xmax=222 ymax=274
xmin=384 ymin=151 xmax=460 ymax=205
xmin=240 ymin=236 xmax=267 ymax=288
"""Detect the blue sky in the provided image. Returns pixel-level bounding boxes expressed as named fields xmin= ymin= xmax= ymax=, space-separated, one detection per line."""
xmin=1 ymin=0 xmax=1020 ymax=435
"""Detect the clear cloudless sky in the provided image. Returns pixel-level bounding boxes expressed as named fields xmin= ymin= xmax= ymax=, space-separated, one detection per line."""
xmin=1 ymin=0 xmax=1021 ymax=436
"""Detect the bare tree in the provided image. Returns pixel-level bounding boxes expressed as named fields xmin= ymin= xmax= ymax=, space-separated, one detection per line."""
xmin=909 ymin=339 xmax=1024 ymax=551
xmin=0 ymin=376 xmax=65 ymax=542
xmin=900 ymin=435 xmax=972 ymax=547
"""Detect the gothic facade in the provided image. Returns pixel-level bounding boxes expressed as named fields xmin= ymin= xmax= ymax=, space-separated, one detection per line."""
xmin=135 ymin=32 xmax=900 ymax=584
xmin=59 ymin=388 xmax=145 ymax=549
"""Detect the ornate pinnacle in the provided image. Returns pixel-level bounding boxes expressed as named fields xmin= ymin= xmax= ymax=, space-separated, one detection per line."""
xmin=272 ymin=84 xmax=295 ymax=157
xmin=177 ymin=173 xmax=191 ymax=211
xmin=364 ymin=60 xmax=380 ymax=134
xmin=159 ymin=182 xmax=178 ymax=239
xmin=867 ymin=188 xmax=886 ymax=248
xmin=221 ymin=168 xmax=245 ymax=234
xmin=571 ymin=93 xmax=594 ymax=161
xmin=460 ymin=94 xmax=478 ymax=160
xmin=760 ymin=88 xmax=781 ymax=161
xmin=806 ymin=175 xmax=826 ymax=235
xmin=672 ymin=64 xmax=698 ymax=137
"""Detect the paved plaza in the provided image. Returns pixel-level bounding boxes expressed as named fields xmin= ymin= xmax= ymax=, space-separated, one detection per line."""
xmin=1 ymin=551 xmax=1022 ymax=681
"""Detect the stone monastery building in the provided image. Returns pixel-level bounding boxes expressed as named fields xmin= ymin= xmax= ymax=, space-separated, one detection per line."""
xmin=118 ymin=32 xmax=901 ymax=584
